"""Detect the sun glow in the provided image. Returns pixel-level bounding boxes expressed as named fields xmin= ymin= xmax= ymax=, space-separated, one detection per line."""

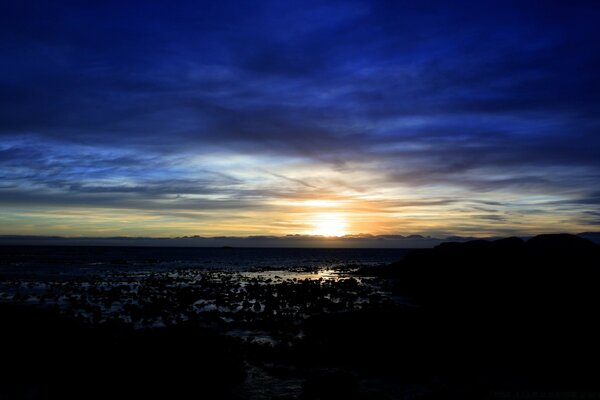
xmin=309 ymin=213 xmax=348 ymax=237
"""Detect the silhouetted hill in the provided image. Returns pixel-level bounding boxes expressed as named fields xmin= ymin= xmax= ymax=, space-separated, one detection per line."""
xmin=351 ymin=234 xmax=600 ymax=391
xmin=383 ymin=233 xmax=600 ymax=300
xmin=530 ymin=233 xmax=600 ymax=250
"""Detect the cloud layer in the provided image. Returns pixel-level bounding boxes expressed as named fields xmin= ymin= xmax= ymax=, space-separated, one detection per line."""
xmin=1 ymin=0 xmax=599 ymax=237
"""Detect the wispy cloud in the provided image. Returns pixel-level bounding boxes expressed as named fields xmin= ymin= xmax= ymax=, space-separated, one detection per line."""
xmin=0 ymin=0 xmax=599 ymax=237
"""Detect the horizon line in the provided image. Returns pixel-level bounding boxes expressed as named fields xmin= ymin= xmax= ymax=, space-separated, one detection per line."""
xmin=1 ymin=232 xmax=598 ymax=249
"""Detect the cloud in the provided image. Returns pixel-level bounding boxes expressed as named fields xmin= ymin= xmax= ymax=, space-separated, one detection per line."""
xmin=0 ymin=0 xmax=599 ymax=236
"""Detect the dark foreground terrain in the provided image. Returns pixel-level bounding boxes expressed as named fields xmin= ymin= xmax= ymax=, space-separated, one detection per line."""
xmin=1 ymin=234 xmax=600 ymax=399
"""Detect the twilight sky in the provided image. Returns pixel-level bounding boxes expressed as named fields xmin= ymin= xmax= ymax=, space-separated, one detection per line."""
xmin=1 ymin=0 xmax=600 ymax=238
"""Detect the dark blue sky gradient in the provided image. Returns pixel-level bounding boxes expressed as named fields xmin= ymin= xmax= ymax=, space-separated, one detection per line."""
xmin=1 ymin=1 xmax=599 ymax=237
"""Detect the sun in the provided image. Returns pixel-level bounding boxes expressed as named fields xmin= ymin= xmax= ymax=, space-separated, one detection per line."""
xmin=309 ymin=213 xmax=348 ymax=237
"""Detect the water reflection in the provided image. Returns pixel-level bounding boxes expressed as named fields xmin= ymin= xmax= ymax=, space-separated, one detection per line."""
xmin=0 ymin=266 xmax=394 ymax=344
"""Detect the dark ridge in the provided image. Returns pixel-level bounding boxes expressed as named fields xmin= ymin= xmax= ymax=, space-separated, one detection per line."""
xmin=348 ymin=234 xmax=600 ymax=391
xmin=529 ymin=233 xmax=600 ymax=250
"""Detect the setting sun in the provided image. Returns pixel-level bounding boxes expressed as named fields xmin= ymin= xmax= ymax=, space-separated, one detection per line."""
xmin=309 ymin=213 xmax=348 ymax=237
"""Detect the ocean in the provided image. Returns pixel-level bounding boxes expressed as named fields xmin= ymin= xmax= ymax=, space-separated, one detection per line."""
xmin=0 ymin=246 xmax=412 ymax=278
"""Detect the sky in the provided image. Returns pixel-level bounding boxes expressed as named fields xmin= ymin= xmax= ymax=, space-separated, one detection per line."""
xmin=1 ymin=0 xmax=600 ymax=239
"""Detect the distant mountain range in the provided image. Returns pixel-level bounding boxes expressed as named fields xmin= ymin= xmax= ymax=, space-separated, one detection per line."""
xmin=0 ymin=232 xmax=598 ymax=248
